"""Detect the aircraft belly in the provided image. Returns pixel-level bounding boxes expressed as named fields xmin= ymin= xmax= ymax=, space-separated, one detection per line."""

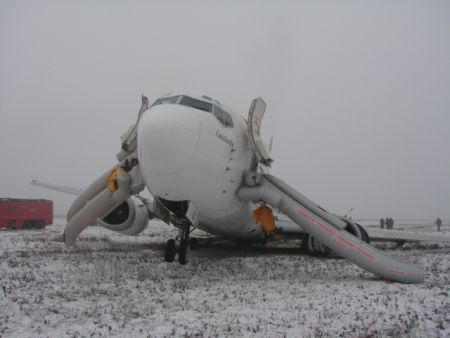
xmin=198 ymin=201 xmax=265 ymax=242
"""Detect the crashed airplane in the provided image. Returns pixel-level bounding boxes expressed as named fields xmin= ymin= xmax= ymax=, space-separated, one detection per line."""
xmin=32 ymin=94 xmax=449 ymax=283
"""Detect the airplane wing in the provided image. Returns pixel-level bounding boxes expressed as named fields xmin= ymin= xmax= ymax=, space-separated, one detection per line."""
xmin=273 ymin=214 xmax=450 ymax=243
xmin=31 ymin=179 xmax=82 ymax=196
xmin=365 ymin=228 xmax=450 ymax=243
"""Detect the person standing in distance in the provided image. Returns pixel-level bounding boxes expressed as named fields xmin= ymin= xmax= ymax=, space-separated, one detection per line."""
xmin=435 ymin=217 xmax=442 ymax=232
xmin=380 ymin=217 xmax=385 ymax=229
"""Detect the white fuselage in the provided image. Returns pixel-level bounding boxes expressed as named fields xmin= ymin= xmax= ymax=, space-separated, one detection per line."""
xmin=137 ymin=95 xmax=265 ymax=241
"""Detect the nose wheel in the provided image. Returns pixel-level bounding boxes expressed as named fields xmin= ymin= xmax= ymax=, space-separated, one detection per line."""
xmin=164 ymin=239 xmax=176 ymax=262
xmin=164 ymin=223 xmax=191 ymax=265
xmin=178 ymin=237 xmax=191 ymax=265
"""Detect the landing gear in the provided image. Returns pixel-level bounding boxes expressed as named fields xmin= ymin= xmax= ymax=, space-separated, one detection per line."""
xmin=178 ymin=238 xmax=190 ymax=265
xmin=189 ymin=237 xmax=199 ymax=250
xmin=164 ymin=222 xmax=192 ymax=265
xmin=178 ymin=223 xmax=191 ymax=265
xmin=164 ymin=239 xmax=176 ymax=262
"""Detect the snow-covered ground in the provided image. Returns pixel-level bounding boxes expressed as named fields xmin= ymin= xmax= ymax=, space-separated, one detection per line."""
xmin=1 ymin=221 xmax=449 ymax=337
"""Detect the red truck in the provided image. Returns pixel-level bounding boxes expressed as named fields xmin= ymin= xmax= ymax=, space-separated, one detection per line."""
xmin=0 ymin=198 xmax=53 ymax=229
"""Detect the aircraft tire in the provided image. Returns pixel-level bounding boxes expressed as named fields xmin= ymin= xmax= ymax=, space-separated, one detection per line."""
xmin=189 ymin=237 xmax=199 ymax=250
xmin=356 ymin=224 xmax=370 ymax=243
xmin=178 ymin=240 xmax=190 ymax=265
xmin=164 ymin=239 xmax=176 ymax=263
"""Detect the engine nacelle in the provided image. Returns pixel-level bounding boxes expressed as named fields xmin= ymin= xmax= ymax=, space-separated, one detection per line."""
xmin=98 ymin=197 xmax=149 ymax=235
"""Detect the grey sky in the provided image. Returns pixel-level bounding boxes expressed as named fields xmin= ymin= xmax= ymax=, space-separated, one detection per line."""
xmin=1 ymin=1 xmax=449 ymax=220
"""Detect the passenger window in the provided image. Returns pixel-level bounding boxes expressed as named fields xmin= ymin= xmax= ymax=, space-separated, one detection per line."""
xmin=179 ymin=96 xmax=213 ymax=113
xmin=213 ymin=105 xmax=234 ymax=127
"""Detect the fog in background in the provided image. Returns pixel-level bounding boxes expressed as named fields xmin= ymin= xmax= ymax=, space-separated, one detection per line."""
xmin=1 ymin=1 xmax=449 ymax=220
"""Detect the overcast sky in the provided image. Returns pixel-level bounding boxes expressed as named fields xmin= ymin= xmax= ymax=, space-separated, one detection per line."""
xmin=1 ymin=1 xmax=449 ymax=220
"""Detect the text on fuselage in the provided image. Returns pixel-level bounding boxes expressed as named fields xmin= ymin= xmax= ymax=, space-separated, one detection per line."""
xmin=216 ymin=130 xmax=234 ymax=148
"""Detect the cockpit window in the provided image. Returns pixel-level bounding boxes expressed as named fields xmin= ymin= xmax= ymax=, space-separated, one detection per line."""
xmin=152 ymin=94 xmax=234 ymax=128
xmin=179 ymin=96 xmax=213 ymax=113
xmin=152 ymin=96 xmax=180 ymax=106
xmin=213 ymin=105 xmax=234 ymax=127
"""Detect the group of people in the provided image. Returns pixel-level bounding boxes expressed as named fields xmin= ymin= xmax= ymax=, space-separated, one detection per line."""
xmin=379 ymin=217 xmax=443 ymax=231
xmin=379 ymin=217 xmax=394 ymax=229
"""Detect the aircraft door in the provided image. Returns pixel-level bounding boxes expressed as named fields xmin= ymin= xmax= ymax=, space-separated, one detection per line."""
xmin=247 ymin=98 xmax=273 ymax=166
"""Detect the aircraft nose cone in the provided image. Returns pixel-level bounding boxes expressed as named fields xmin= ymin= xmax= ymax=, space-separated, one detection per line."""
xmin=137 ymin=105 xmax=200 ymax=176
